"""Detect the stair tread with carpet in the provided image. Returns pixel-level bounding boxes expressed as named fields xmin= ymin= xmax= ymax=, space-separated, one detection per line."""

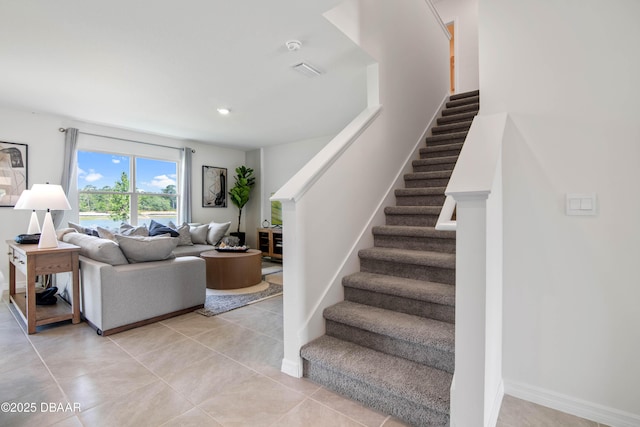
xmin=437 ymin=111 xmax=478 ymax=126
xmin=431 ymin=120 xmax=473 ymax=134
xmin=372 ymin=225 xmax=455 ymax=240
xmin=425 ymin=131 xmax=469 ymax=144
xmin=359 ymin=247 xmax=455 ymax=269
xmin=324 ymin=301 xmax=454 ymax=356
xmin=420 ymin=142 xmax=463 ymax=155
xmin=449 ymin=89 xmax=479 ymax=100
xmin=301 ymin=335 xmax=452 ymax=426
xmin=301 ymin=89 xmax=479 ymax=426
xmin=343 ymin=272 xmax=455 ymax=308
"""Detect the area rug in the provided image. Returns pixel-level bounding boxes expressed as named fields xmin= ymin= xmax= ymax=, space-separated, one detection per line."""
xmin=196 ymin=282 xmax=283 ymax=317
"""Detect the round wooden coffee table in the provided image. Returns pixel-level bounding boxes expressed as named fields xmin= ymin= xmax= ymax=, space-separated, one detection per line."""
xmin=200 ymin=249 xmax=262 ymax=290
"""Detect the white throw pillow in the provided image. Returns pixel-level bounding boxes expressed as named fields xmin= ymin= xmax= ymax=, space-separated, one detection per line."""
xmin=168 ymin=221 xmax=193 ymax=246
xmin=207 ymin=221 xmax=231 ymax=245
xmin=62 ymin=233 xmax=129 ymax=266
xmin=114 ymin=235 xmax=178 ymax=263
xmin=189 ymin=223 xmax=209 ymax=244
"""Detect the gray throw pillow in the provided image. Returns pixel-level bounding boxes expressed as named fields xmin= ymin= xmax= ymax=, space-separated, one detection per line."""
xmin=207 ymin=221 xmax=231 ymax=245
xmin=97 ymin=226 xmax=116 ymax=241
xmin=68 ymin=221 xmax=99 ymax=236
xmin=114 ymin=235 xmax=178 ymax=263
xmin=168 ymin=221 xmax=193 ymax=246
xmin=62 ymin=232 xmax=129 ymax=266
xmin=119 ymin=223 xmax=149 ymax=236
xmin=189 ymin=223 xmax=209 ymax=244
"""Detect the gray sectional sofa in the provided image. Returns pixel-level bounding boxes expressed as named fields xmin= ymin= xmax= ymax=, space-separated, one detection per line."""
xmin=58 ymin=220 xmax=232 ymax=335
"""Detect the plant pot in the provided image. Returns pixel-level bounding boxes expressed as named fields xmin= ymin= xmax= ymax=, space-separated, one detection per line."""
xmin=230 ymin=232 xmax=246 ymax=246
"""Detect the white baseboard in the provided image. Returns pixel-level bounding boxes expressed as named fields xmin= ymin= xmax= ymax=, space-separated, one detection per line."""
xmin=281 ymin=358 xmax=303 ymax=378
xmin=505 ymin=380 xmax=640 ymax=427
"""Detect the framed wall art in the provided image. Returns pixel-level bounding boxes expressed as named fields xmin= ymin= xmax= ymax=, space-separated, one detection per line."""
xmin=0 ymin=141 xmax=28 ymax=207
xmin=202 ymin=165 xmax=227 ymax=208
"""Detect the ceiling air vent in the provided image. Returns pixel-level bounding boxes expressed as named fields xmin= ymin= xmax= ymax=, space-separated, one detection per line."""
xmin=292 ymin=62 xmax=322 ymax=77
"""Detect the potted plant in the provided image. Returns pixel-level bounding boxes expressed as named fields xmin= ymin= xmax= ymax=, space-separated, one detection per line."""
xmin=228 ymin=165 xmax=255 ymax=246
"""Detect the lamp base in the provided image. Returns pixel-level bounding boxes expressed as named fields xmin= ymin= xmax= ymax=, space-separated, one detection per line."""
xmin=27 ymin=211 xmax=41 ymax=234
xmin=38 ymin=211 xmax=59 ymax=249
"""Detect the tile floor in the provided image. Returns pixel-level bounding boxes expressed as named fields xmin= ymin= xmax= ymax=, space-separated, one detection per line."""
xmin=0 ymin=294 xmax=607 ymax=427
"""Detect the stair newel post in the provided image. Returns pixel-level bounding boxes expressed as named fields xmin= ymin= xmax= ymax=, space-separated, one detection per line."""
xmin=449 ymin=192 xmax=489 ymax=426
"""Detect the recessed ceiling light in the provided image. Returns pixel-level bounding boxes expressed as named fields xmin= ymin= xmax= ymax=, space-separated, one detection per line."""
xmin=217 ymin=107 xmax=231 ymax=115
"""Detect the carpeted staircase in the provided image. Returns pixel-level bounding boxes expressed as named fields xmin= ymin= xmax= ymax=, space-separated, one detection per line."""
xmin=300 ymin=90 xmax=479 ymax=426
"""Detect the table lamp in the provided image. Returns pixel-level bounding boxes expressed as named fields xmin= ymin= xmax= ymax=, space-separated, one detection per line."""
xmin=14 ymin=189 xmax=42 ymax=234
xmin=26 ymin=183 xmax=72 ymax=248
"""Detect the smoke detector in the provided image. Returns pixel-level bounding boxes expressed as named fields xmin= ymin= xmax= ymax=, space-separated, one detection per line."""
xmin=286 ymin=40 xmax=302 ymax=51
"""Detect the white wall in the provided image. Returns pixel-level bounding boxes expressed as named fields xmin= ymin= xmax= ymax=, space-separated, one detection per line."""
xmin=261 ymin=136 xmax=331 ymax=223
xmin=0 ymin=106 xmax=247 ymax=292
xmin=434 ymin=0 xmax=479 ymax=94
xmin=479 ymin=0 xmax=640 ymax=422
xmin=275 ymin=0 xmax=450 ymax=376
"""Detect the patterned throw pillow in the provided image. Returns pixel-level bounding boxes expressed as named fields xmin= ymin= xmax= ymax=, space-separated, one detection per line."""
xmin=168 ymin=221 xmax=193 ymax=246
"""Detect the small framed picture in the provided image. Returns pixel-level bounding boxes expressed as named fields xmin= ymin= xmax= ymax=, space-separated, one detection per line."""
xmin=202 ymin=165 xmax=227 ymax=208
xmin=0 ymin=141 xmax=28 ymax=207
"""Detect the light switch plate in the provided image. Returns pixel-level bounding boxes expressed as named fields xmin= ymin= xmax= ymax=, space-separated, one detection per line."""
xmin=566 ymin=193 xmax=597 ymax=216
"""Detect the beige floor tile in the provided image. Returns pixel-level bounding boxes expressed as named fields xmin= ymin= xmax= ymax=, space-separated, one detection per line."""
xmin=311 ymin=387 xmax=388 ymax=427
xmin=0 ymin=357 xmax=55 ymax=403
xmin=162 ymin=312 xmax=232 ymax=337
xmin=252 ymin=295 xmax=283 ymax=314
xmin=137 ymin=338 xmax=216 ymax=378
xmin=50 ymin=416 xmax=84 ymax=427
xmin=192 ymin=321 xmax=261 ymax=351
xmin=276 ymin=398 xmax=365 ymax=427
xmin=497 ymin=395 xmax=599 ymax=427
xmin=0 ymin=382 xmax=75 ymax=427
xmin=220 ymin=307 xmax=284 ymax=341
xmin=109 ymin=323 xmax=188 ymax=357
xmin=38 ymin=339 xmax=132 ymax=380
xmin=57 ymin=358 xmax=158 ymax=411
xmin=162 ymin=353 xmax=257 ymax=405
xmin=381 ymin=417 xmax=411 ymax=426
xmin=0 ymin=340 xmax=42 ymax=375
xmin=78 ymin=380 xmax=194 ymax=427
xmin=260 ymin=365 xmax=322 ymax=396
xmin=28 ymin=322 xmax=103 ymax=353
xmin=160 ymin=407 xmax=223 ymax=427
xmin=198 ymin=375 xmax=306 ymax=427
xmin=216 ymin=332 xmax=284 ymax=373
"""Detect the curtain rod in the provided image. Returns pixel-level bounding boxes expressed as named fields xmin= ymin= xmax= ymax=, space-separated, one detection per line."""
xmin=58 ymin=128 xmax=195 ymax=153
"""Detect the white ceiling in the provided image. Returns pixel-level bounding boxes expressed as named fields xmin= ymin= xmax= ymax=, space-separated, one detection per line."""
xmin=0 ymin=0 xmax=372 ymax=149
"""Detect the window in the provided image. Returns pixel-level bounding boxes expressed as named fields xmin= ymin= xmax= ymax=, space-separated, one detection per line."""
xmin=77 ymin=151 xmax=179 ymax=229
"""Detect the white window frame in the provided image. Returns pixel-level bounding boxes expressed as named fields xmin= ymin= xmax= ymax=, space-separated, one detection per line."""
xmin=77 ymin=149 xmax=181 ymax=226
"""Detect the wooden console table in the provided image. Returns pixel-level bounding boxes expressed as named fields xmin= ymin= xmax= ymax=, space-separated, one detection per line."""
xmin=7 ymin=240 xmax=81 ymax=334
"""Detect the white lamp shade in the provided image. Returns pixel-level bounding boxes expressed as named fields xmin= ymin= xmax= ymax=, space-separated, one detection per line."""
xmin=26 ymin=184 xmax=72 ymax=211
xmin=14 ymin=189 xmax=33 ymax=210
xmin=14 ymin=190 xmax=41 ymax=234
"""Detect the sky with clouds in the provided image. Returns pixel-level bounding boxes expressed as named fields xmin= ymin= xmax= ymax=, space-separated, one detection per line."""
xmin=77 ymin=151 xmax=177 ymax=193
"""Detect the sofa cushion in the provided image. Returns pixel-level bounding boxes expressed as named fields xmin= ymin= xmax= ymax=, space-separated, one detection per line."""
xmin=168 ymin=221 xmax=193 ymax=246
xmin=149 ymin=219 xmax=180 ymax=237
xmin=189 ymin=223 xmax=208 ymax=244
xmin=62 ymin=232 xmax=129 ymax=266
xmin=172 ymin=244 xmax=212 ymax=257
xmin=207 ymin=221 xmax=231 ymax=245
xmin=115 ymin=235 xmax=178 ymax=263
